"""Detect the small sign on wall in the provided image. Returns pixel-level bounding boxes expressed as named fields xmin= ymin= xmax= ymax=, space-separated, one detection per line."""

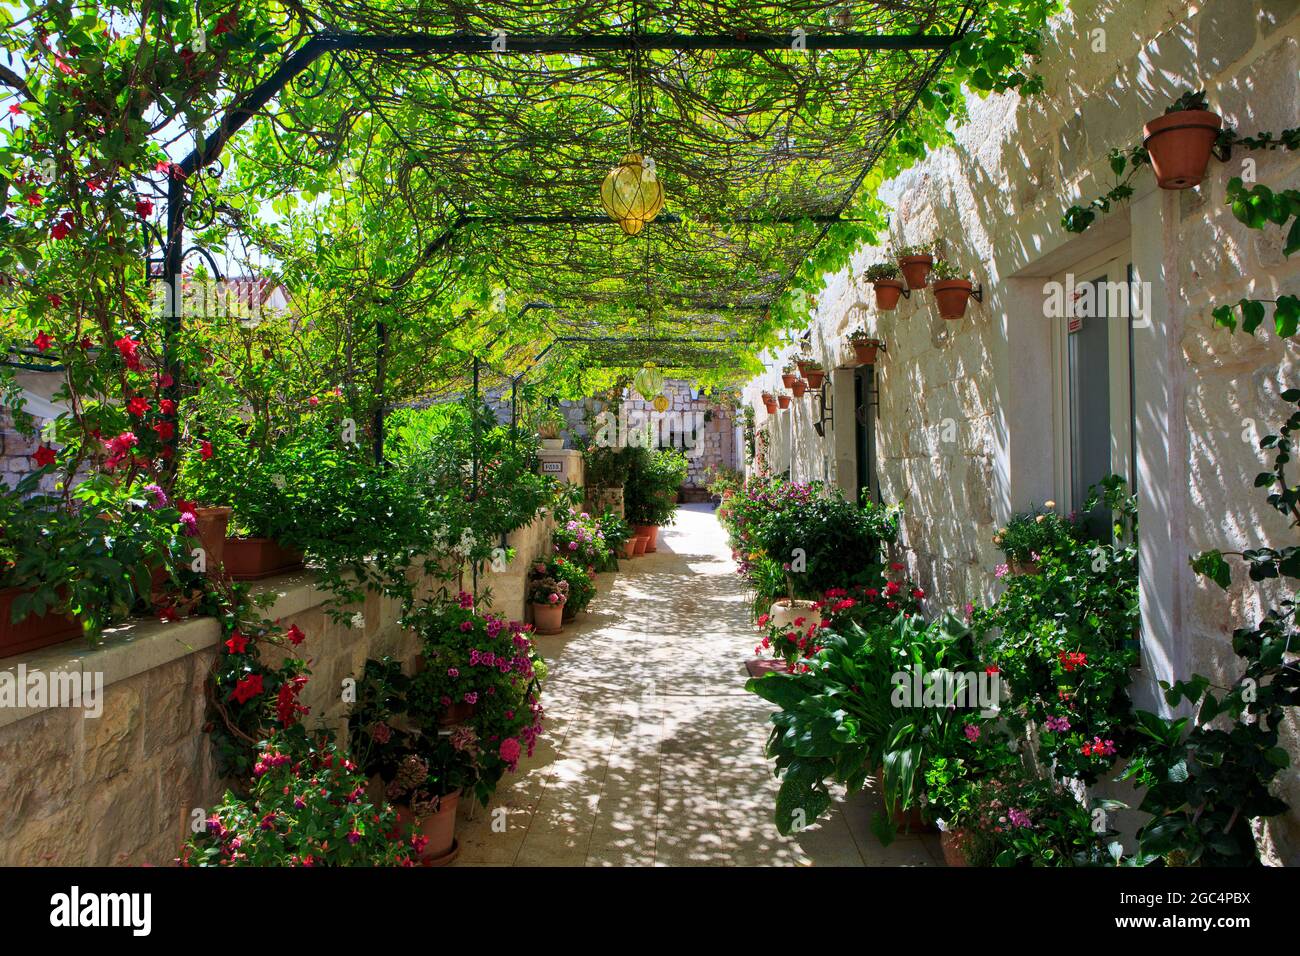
xmin=541 ymin=461 xmax=563 ymax=473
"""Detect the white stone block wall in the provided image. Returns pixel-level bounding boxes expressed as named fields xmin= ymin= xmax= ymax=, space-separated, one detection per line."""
xmin=743 ymin=0 xmax=1300 ymax=862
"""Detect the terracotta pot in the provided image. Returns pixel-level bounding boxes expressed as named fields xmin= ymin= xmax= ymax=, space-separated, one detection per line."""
xmin=933 ymin=279 xmax=974 ymax=320
xmin=395 ymin=790 xmax=460 ymax=863
xmin=873 ymin=278 xmax=905 ymax=310
xmin=940 ymin=828 xmax=970 ymax=867
xmin=777 ymin=395 xmax=790 ymax=410
xmin=762 ymin=398 xmax=777 ymax=414
xmin=852 ymin=340 xmax=881 ymax=365
xmin=790 ymin=379 xmax=807 ymax=398
xmin=780 ymin=373 xmax=797 ymax=388
xmin=0 ymin=586 xmax=81 ymax=659
xmin=438 ymin=700 xmax=477 ymax=726
xmin=634 ymin=524 xmax=659 ymax=552
xmin=875 ymin=770 xmax=935 ymax=833
xmin=766 ymin=598 xmax=818 ymax=631
xmin=795 ymin=359 xmax=814 ymax=377
xmin=192 ymin=506 xmax=232 ymax=575
xmin=898 ymin=255 xmax=934 ymax=289
xmin=532 ymin=600 xmax=565 ymax=635
xmin=222 ymin=537 xmax=305 ymax=580
xmin=631 ymin=535 xmax=649 ymax=556
xmin=804 ymin=369 xmax=826 ymax=390
xmin=621 ymin=539 xmax=636 ymax=560
xmin=1142 ymin=109 xmax=1221 ymax=190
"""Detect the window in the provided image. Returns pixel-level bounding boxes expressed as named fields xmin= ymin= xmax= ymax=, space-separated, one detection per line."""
xmin=1051 ymin=242 xmax=1137 ymax=535
xmin=853 ymin=365 xmax=880 ymax=505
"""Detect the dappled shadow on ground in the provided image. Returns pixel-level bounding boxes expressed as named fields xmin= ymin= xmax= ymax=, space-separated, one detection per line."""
xmin=455 ymin=504 xmax=940 ymax=866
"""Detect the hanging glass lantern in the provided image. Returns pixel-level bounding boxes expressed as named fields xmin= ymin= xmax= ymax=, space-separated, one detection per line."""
xmin=633 ymin=362 xmax=665 ymax=402
xmin=600 ymin=152 xmax=665 ymax=236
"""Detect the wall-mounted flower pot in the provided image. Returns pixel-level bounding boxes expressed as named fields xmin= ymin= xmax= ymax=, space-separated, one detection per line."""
xmin=531 ymin=600 xmax=565 ymax=635
xmin=777 ymin=394 xmax=790 ymax=410
xmin=761 ymin=394 xmax=777 ymax=414
xmin=873 ymin=279 xmax=906 ymax=310
xmin=222 ymin=537 xmax=305 ymax=580
xmin=790 ymin=379 xmax=807 ymax=398
xmin=933 ymin=279 xmax=974 ymax=320
xmin=780 ymin=372 xmax=797 ymax=388
xmin=0 ymin=587 xmax=81 ymax=659
xmin=1142 ymin=109 xmax=1221 ymax=189
xmin=804 ymin=368 xmax=826 ymax=390
xmin=852 ymin=340 xmax=883 ymax=365
xmin=898 ymin=255 xmax=934 ymax=290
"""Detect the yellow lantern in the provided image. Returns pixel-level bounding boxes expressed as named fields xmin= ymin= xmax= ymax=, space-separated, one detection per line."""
xmin=633 ymin=362 xmax=665 ymax=401
xmin=600 ymin=152 xmax=665 ymax=236
xmin=652 ymin=394 xmax=670 ymax=413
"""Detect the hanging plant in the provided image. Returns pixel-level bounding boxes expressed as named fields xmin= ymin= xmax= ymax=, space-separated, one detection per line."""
xmin=847 ymin=327 xmax=886 ymax=365
xmin=865 ymin=263 xmax=905 ymax=310
xmin=931 ymin=260 xmax=976 ymax=321
xmin=761 ymin=392 xmax=778 ymax=414
xmin=1142 ymin=90 xmax=1222 ymax=190
xmin=777 ymin=393 xmax=791 ymax=410
xmin=780 ymin=364 xmax=798 ymax=389
xmin=895 ymin=244 xmax=936 ymax=290
xmin=802 ymin=361 xmax=826 ymax=390
xmin=791 ymin=377 xmax=807 ymax=398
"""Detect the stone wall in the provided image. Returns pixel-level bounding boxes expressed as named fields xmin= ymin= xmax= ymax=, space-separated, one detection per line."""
xmin=0 ymin=515 xmax=553 ymax=866
xmin=620 ymin=380 xmax=740 ymax=499
xmin=743 ymin=0 xmax=1300 ymax=863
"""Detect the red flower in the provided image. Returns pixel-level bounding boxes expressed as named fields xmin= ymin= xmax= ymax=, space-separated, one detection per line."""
xmin=229 ymin=673 xmax=264 ymax=704
xmin=224 ymin=631 xmax=249 ymax=654
xmin=46 ymin=293 xmax=62 ymax=307
xmin=890 ymin=562 xmax=905 ymax=572
xmin=985 ymin=664 xmax=1000 ymax=676
xmin=135 ymin=198 xmax=154 ymax=217
xmin=176 ymin=498 xmax=197 ymax=516
xmin=25 ymin=192 xmax=41 ymax=206
xmin=127 ymin=396 xmax=150 ymax=417
xmin=214 ymin=12 xmax=238 ymax=34
xmin=911 ymin=587 xmax=926 ymax=599
xmin=200 ymin=439 xmax=213 ymax=460
xmin=159 ymin=398 xmax=177 ymax=415
xmin=276 ymin=675 xmax=310 ymax=727
xmin=152 ymin=420 xmax=175 ymax=441
xmin=308 ymin=396 xmax=319 ymax=407
xmin=7 ymin=104 xmax=20 ymax=115
xmin=885 ymin=580 xmax=901 ymax=596
xmin=284 ymin=624 xmax=306 ymax=646
xmin=33 ymin=446 xmax=57 ymax=468
xmin=114 ymin=336 xmax=142 ymax=371
xmin=50 ymin=220 xmax=70 ymax=240
xmin=33 ymin=331 xmax=53 ymax=352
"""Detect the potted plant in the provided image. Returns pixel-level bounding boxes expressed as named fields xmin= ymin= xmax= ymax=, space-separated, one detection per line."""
xmin=534 ymin=405 xmax=567 ymax=450
xmin=801 ymin=361 xmax=826 ymax=390
xmin=1142 ymin=90 xmax=1222 ymax=190
xmin=384 ymin=750 xmax=465 ymax=865
xmin=624 ymin=446 xmax=688 ymax=552
xmin=931 ymin=260 xmax=976 ymax=320
xmin=761 ymin=392 xmax=777 ymax=414
xmin=895 ymin=244 xmax=935 ymax=290
xmin=866 ymin=263 xmax=906 ymax=310
xmin=183 ymin=735 xmax=417 ymax=867
xmin=992 ymin=501 xmax=1075 ymax=576
xmin=790 ymin=377 xmax=807 ymax=398
xmin=780 ymin=364 xmax=798 ymax=389
xmin=596 ymin=510 xmax=634 ymax=564
xmin=777 ymin=392 xmax=791 ymax=410
xmin=537 ymin=555 xmax=596 ymax=622
xmin=847 ymin=327 xmax=885 ymax=365
xmin=528 ymin=573 xmax=569 ymax=634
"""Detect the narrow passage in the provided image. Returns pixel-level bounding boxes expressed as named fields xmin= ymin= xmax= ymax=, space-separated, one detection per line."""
xmin=455 ymin=504 xmax=943 ymax=866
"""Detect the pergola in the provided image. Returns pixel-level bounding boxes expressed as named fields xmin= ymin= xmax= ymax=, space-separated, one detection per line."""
xmin=158 ymin=0 xmax=982 ymax=409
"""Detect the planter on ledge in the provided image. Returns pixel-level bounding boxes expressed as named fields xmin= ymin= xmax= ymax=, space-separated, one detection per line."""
xmin=222 ymin=537 xmax=306 ymax=580
xmin=193 ymin=506 xmax=232 ymax=573
xmin=0 ymin=587 xmax=81 ymax=659
xmin=1142 ymin=109 xmax=1221 ymax=189
xmin=933 ymin=279 xmax=974 ymax=320
xmin=872 ymin=278 xmax=905 ymax=310
xmin=940 ymin=828 xmax=971 ymax=867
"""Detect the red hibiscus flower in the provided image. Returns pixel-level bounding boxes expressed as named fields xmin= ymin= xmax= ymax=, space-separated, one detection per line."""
xmin=33 ymin=331 xmax=53 ymax=352
xmin=33 ymin=446 xmax=57 ymax=468
xmin=127 ymin=396 xmax=150 ymax=417
xmin=135 ymin=198 xmax=154 ymax=217
xmin=229 ymin=673 xmax=264 ymax=704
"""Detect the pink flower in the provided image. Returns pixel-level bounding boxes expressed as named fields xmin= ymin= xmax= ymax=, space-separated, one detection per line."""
xmin=994 ymin=563 xmax=1009 ymax=579
xmin=963 ymin=724 xmax=981 ymax=742
xmin=459 ymin=620 xmax=473 ymax=632
xmin=499 ymin=737 xmax=521 ymax=765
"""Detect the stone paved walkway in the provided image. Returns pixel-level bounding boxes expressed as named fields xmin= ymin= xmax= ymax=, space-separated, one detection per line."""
xmin=454 ymin=503 xmax=943 ymax=866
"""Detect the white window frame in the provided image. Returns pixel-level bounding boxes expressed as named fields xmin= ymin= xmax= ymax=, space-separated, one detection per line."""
xmin=1049 ymin=239 xmax=1135 ymax=513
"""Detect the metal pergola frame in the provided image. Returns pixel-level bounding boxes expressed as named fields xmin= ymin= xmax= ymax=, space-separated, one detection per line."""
xmin=154 ymin=12 xmax=977 ymax=460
